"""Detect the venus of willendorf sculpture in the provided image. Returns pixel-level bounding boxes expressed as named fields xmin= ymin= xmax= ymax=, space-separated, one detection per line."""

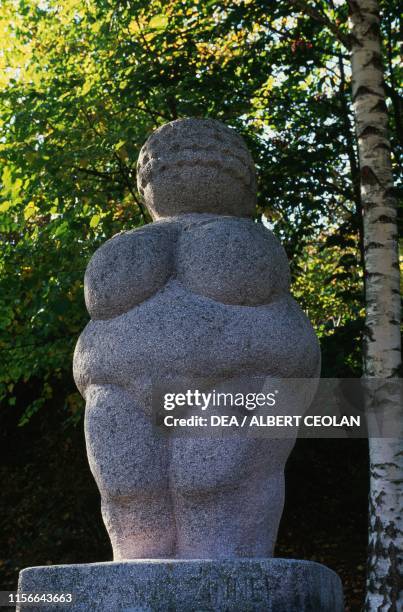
xmin=73 ymin=118 xmax=320 ymax=561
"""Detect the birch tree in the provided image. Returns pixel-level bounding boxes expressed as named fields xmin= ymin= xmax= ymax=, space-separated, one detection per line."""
xmin=291 ymin=0 xmax=401 ymax=607
xmin=349 ymin=2 xmax=402 ymax=609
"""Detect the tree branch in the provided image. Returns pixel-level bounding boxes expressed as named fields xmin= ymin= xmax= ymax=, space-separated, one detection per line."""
xmin=73 ymin=167 xmax=120 ymax=181
xmin=289 ymin=0 xmax=352 ymax=50
xmin=79 ymin=107 xmax=147 ymax=222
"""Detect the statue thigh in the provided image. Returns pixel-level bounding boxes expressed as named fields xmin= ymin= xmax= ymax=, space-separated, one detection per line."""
xmin=170 ymin=437 xmax=294 ymax=558
xmin=84 ymin=384 xmax=175 ymax=559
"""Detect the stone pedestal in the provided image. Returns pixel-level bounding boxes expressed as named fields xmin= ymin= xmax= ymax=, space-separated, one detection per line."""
xmin=17 ymin=558 xmax=343 ymax=611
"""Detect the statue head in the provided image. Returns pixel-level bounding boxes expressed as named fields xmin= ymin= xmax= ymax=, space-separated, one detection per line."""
xmin=137 ymin=118 xmax=257 ymax=220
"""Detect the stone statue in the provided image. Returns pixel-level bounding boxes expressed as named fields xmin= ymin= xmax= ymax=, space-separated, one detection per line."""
xmin=18 ymin=119 xmax=342 ymax=611
xmin=73 ymin=118 xmax=320 ymax=561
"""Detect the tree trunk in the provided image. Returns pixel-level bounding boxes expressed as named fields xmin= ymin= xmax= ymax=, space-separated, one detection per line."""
xmin=349 ymin=1 xmax=402 ymax=609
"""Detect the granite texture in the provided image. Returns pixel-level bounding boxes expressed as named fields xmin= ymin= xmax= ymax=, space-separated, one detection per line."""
xmin=136 ymin=118 xmax=257 ymax=220
xmin=17 ymin=559 xmax=343 ymax=612
xmin=72 ymin=118 xmax=321 ymax=561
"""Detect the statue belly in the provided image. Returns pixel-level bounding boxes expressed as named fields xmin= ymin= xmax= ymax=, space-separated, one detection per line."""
xmin=74 ymin=281 xmax=319 ymax=402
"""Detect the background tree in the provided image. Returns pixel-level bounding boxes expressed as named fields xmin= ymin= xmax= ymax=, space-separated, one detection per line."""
xmin=286 ymin=1 xmax=402 ymax=607
xmin=349 ymin=1 xmax=401 ymax=609
xmin=0 ymin=0 xmax=367 ymax=417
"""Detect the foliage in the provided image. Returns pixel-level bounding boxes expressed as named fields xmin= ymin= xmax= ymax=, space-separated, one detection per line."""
xmin=0 ymin=0 xmax=400 ymax=420
xmin=292 ymin=232 xmax=364 ymax=376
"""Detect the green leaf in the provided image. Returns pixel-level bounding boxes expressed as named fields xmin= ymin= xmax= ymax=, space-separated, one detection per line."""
xmin=0 ymin=201 xmax=12 ymax=213
xmin=53 ymin=220 xmax=69 ymax=237
xmin=24 ymin=201 xmax=38 ymax=220
xmin=114 ymin=140 xmax=126 ymax=151
xmin=89 ymin=214 xmax=101 ymax=228
xmin=81 ymin=80 xmax=92 ymax=96
xmin=149 ymin=14 xmax=168 ymax=30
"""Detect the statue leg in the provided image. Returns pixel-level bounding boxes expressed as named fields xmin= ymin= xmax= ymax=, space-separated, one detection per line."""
xmin=85 ymin=384 xmax=175 ymax=559
xmin=170 ymin=437 xmax=293 ymax=558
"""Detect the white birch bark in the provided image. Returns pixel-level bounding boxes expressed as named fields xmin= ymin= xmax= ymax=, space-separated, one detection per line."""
xmin=349 ymin=1 xmax=402 ymax=609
